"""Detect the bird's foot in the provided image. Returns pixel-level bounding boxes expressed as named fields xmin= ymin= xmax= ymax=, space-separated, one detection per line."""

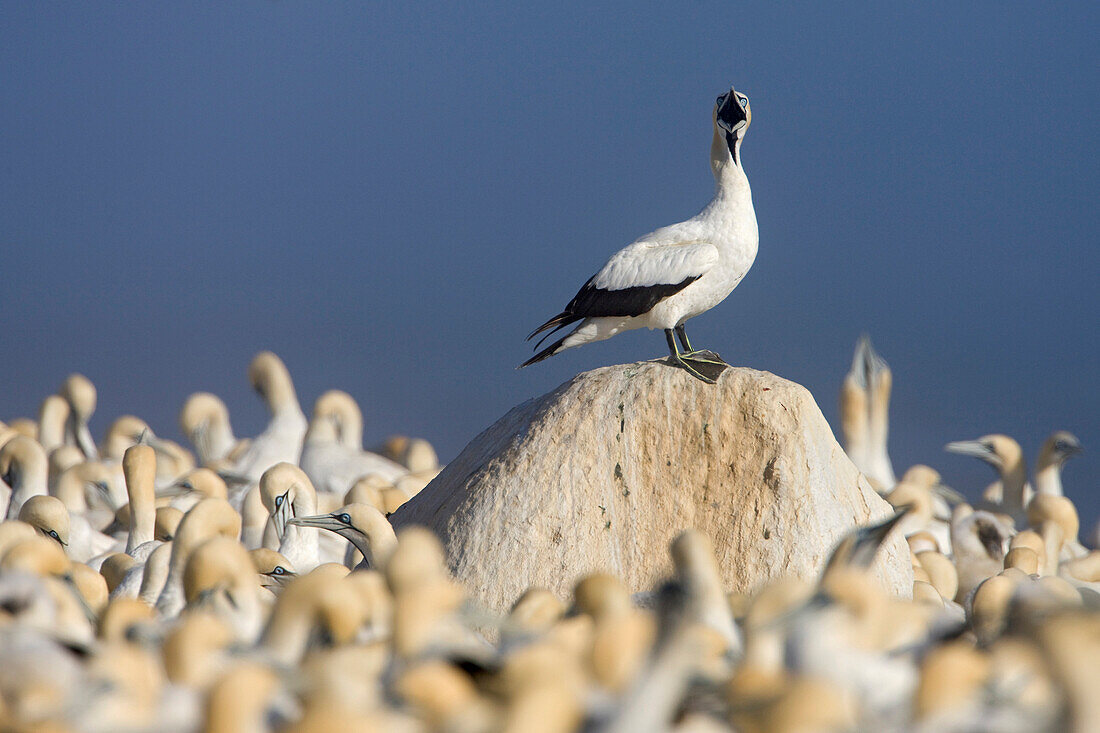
xmin=667 ymin=353 xmax=719 ymax=384
xmin=682 ymin=349 xmax=728 ymax=367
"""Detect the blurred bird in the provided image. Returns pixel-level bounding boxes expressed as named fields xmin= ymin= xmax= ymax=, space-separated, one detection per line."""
xmin=230 ymin=352 xmax=308 ymax=483
xmin=1033 ymin=430 xmax=1082 ymax=498
xmin=839 ymin=335 xmax=896 ymax=491
xmin=298 ymin=390 xmax=407 ymax=495
xmin=179 ymin=392 xmax=241 ymax=466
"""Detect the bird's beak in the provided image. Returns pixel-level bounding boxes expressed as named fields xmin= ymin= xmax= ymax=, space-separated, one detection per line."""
xmin=286 ymin=513 xmax=344 ymax=533
xmin=716 ymin=87 xmax=747 ymax=136
xmin=156 ymin=483 xmax=191 ymax=499
xmin=944 ymin=440 xmax=996 ymax=462
xmin=273 ymin=491 xmax=293 ymax=539
xmin=260 ymin=571 xmax=297 ymax=589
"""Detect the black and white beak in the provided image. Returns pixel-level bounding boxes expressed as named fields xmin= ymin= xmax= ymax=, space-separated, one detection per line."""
xmin=272 ymin=489 xmax=293 ymax=539
xmin=716 ymin=88 xmax=749 ymax=136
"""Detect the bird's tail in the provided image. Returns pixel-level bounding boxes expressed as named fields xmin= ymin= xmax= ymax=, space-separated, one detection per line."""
xmin=519 ymin=332 xmax=572 ymax=368
xmin=526 ymin=311 xmax=578 ymax=343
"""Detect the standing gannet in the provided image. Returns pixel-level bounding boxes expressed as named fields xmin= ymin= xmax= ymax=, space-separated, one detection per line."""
xmin=839 ymin=335 xmax=896 ymax=491
xmin=1033 ymin=431 xmax=1082 ymax=497
xmin=230 ymin=352 xmax=308 ymax=482
xmin=946 ymin=434 xmax=1029 ymax=527
xmin=0 ymin=435 xmax=49 ymax=520
xmin=58 ymin=373 xmax=99 ymax=460
xmin=299 ymin=391 xmax=407 ymax=494
xmin=521 ymin=86 xmax=759 ymax=383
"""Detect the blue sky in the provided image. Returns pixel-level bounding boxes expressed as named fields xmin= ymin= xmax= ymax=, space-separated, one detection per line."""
xmin=2 ymin=3 xmax=1097 ymax=527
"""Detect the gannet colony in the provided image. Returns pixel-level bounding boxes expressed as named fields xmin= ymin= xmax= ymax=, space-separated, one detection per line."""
xmin=1 ymin=87 xmax=1097 ymax=733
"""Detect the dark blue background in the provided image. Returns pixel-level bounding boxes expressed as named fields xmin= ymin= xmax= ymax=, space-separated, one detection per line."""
xmin=3 ymin=4 xmax=1097 ymax=528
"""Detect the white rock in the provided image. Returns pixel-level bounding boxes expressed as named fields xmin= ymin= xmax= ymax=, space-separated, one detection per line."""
xmin=392 ymin=361 xmax=912 ymax=612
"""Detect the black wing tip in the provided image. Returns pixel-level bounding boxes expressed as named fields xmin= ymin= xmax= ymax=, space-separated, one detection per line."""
xmin=519 ymin=333 xmax=569 ymax=368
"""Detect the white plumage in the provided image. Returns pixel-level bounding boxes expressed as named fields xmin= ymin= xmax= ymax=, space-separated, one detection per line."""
xmin=522 ymin=86 xmax=759 ymax=382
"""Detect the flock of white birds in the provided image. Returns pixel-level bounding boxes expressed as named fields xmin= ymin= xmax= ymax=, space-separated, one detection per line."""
xmin=0 ymin=346 xmax=1096 ymax=733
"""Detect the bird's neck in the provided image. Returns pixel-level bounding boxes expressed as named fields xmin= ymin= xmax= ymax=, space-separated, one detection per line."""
xmin=709 ymin=127 xmax=750 ymax=192
xmin=999 ymin=457 xmax=1028 ymax=522
xmin=1033 ymin=463 xmax=1063 ymax=497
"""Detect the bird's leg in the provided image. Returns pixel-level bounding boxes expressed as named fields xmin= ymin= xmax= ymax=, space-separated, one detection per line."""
xmin=665 ymin=329 xmax=716 ymax=384
xmin=675 ymin=325 xmax=728 ymax=367
xmin=674 ymin=324 xmax=694 ymax=353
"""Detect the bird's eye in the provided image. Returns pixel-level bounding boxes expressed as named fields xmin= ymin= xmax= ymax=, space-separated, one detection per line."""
xmin=739 ymin=97 xmax=749 ymax=108
xmin=272 ymin=566 xmax=286 ymax=575
xmin=338 ymin=513 xmax=352 ymax=525
xmin=49 ymin=530 xmax=60 ymax=540
xmin=274 ymin=495 xmax=284 ymax=508
xmin=180 ymin=481 xmax=193 ymax=491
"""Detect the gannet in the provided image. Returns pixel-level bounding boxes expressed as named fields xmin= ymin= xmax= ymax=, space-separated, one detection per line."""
xmin=17 ymin=495 xmax=70 ymax=550
xmin=36 ymin=394 xmax=70 ymax=454
xmin=58 ymin=373 xmax=99 ymax=460
xmin=886 ymin=465 xmax=961 ymax=552
xmin=1 ymin=536 xmax=96 ymax=644
xmin=258 ymin=462 xmax=322 ymax=572
xmin=521 ymin=86 xmax=759 ymax=383
xmin=229 ymin=351 xmax=308 ymax=482
xmin=183 ymin=536 xmax=266 ymax=643
xmin=249 ymin=547 xmax=297 ymax=591
xmin=108 ymin=446 xmax=170 ymax=597
xmin=155 ymin=498 xmax=241 ymax=616
xmin=314 ymin=389 xmax=363 ymax=450
xmin=949 ymin=506 xmax=1014 ymax=601
xmin=287 ymin=502 xmax=398 ymax=570
xmin=46 ymin=444 xmax=84 ymax=493
xmin=155 ymin=506 xmax=183 ymax=542
xmin=839 ymin=335 xmax=896 ymax=491
xmin=179 ymin=392 xmax=239 ymax=466
xmin=572 ymin=573 xmax=655 ymax=693
xmin=120 ymin=445 xmax=159 ymax=557
xmin=0 ymin=435 xmax=48 ymax=520
xmin=258 ymin=566 xmax=365 ymax=667
xmin=946 ymin=434 xmax=1030 ymax=527
xmin=1033 ymin=430 xmax=1082 ymax=497
xmin=299 ymin=390 xmax=407 ymax=494
xmin=158 ymin=467 xmax=229 ymax=512
xmin=345 ymin=473 xmax=411 ymax=515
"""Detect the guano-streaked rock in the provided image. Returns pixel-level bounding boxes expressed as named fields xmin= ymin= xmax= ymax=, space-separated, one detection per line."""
xmin=392 ymin=361 xmax=912 ymax=612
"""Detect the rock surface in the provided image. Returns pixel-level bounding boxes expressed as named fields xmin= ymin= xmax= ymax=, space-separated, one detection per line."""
xmin=392 ymin=361 xmax=912 ymax=612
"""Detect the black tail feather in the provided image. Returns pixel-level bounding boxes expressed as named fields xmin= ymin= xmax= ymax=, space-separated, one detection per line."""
xmin=519 ymin=332 xmax=571 ymax=368
xmin=526 ymin=312 xmax=578 ymax=342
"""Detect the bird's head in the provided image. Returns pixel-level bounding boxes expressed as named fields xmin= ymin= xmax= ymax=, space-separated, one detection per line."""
xmin=713 ymin=87 xmax=751 ymax=165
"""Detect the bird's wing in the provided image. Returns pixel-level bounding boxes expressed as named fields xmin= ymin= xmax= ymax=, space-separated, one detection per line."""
xmin=569 ymin=240 xmax=718 ymax=318
xmin=525 ymin=239 xmax=718 ymax=346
